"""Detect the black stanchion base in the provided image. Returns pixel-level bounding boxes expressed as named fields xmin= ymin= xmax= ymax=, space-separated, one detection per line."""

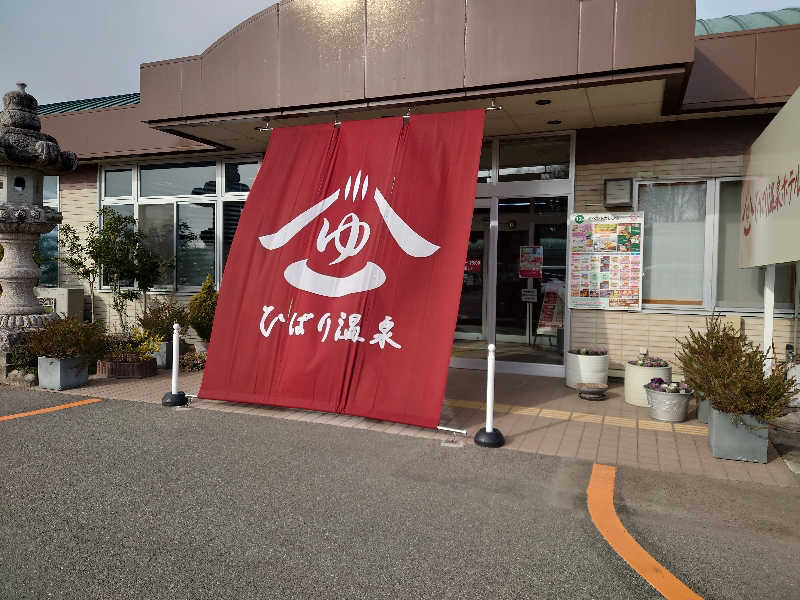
xmin=162 ymin=391 xmax=188 ymax=407
xmin=474 ymin=427 xmax=505 ymax=448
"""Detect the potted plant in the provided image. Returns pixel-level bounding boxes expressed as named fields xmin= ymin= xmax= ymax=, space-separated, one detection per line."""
xmin=565 ymin=347 xmax=608 ymax=389
xmin=624 ymin=349 xmax=672 ymax=407
xmin=676 ymin=315 xmax=735 ymax=424
xmin=179 ymin=350 xmax=207 ymax=373
xmin=97 ymin=328 xmax=161 ymax=379
xmin=137 ymin=297 xmax=189 ymax=369
xmin=705 ymin=336 xmax=797 ymax=463
xmin=27 ymin=318 xmax=106 ymax=390
xmin=188 ymin=274 xmax=218 ymax=352
xmin=644 ymin=377 xmax=693 ymax=422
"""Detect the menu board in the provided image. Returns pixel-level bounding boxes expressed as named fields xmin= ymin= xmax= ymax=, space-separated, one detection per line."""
xmin=519 ymin=246 xmax=543 ymax=278
xmin=568 ymin=212 xmax=643 ymax=310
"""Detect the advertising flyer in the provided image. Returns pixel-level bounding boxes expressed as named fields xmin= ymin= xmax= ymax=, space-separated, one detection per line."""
xmin=519 ymin=245 xmax=543 ymax=278
xmin=568 ymin=212 xmax=643 ymax=310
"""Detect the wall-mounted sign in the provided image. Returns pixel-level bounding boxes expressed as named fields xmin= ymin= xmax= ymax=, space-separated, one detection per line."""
xmin=519 ymin=245 xmax=543 ymax=278
xmin=604 ymin=178 xmax=633 ymax=208
xmin=521 ymin=288 xmax=538 ymax=303
xmin=740 ymin=88 xmax=800 ymax=268
xmin=568 ymin=212 xmax=643 ymax=311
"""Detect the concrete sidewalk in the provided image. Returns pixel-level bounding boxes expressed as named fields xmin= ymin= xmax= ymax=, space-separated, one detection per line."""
xmin=52 ymin=368 xmax=799 ymax=487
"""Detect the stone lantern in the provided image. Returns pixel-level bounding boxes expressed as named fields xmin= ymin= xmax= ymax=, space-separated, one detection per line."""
xmin=0 ymin=83 xmax=77 ymax=378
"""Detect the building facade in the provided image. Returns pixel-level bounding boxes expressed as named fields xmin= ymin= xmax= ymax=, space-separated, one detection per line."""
xmin=36 ymin=1 xmax=800 ymax=378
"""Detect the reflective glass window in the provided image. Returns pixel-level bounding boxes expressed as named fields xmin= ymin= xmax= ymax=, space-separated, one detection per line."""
xmin=140 ymin=163 xmax=216 ymax=197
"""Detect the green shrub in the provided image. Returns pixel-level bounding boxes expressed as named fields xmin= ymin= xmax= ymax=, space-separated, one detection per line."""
xmin=138 ymin=297 xmax=189 ymax=340
xmin=9 ymin=333 xmax=37 ymax=375
xmin=27 ymin=318 xmax=106 ymax=364
xmin=188 ymin=274 xmax=217 ymax=342
xmin=179 ymin=351 xmax=206 ymax=372
xmin=104 ymin=328 xmax=162 ymax=362
xmin=677 ymin=315 xmax=798 ymax=424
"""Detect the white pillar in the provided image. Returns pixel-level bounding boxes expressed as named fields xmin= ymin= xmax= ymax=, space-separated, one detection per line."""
xmin=764 ymin=264 xmax=775 ymax=376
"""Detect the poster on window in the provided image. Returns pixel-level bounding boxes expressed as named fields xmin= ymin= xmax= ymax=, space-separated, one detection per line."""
xmin=519 ymin=245 xmax=543 ymax=278
xmin=568 ymin=212 xmax=643 ymax=310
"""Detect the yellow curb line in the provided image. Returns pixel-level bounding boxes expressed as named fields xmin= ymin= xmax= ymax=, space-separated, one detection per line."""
xmin=587 ymin=464 xmax=703 ymax=599
xmin=443 ymin=400 xmax=709 ymax=436
xmin=0 ymin=398 xmax=103 ymax=422
xmin=604 ymin=416 xmax=637 ymax=428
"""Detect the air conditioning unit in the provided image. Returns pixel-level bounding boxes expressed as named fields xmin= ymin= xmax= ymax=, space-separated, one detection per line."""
xmin=34 ymin=287 xmax=84 ymax=321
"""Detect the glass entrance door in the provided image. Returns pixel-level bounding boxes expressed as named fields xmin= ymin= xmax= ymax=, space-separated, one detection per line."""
xmin=451 ymin=133 xmax=574 ymax=376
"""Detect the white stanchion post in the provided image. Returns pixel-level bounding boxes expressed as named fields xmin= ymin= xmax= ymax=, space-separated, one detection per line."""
xmin=162 ymin=322 xmax=187 ymax=407
xmin=171 ymin=323 xmax=180 ymax=395
xmin=474 ymin=343 xmax=504 ymax=447
xmin=485 ymin=343 xmax=496 ymax=433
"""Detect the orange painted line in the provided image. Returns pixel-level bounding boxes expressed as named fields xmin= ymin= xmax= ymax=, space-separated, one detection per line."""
xmin=587 ymin=464 xmax=703 ymax=600
xmin=0 ymin=398 xmax=102 ymax=422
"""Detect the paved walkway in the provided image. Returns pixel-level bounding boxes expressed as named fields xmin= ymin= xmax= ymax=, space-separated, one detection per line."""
xmin=53 ymin=368 xmax=798 ymax=487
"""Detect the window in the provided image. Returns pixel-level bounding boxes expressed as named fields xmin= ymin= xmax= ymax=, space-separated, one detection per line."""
xmin=177 ymin=203 xmax=215 ymax=286
xmin=225 ymin=162 xmax=258 ymax=193
xmin=716 ymin=180 xmax=794 ymax=309
xmin=37 ymin=175 xmax=59 ymax=286
xmin=498 ymin=136 xmax=570 ymax=182
xmin=104 ymin=169 xmax=132 ymax=198
xmin=139 ymin=204 xmax=175 ymax=288
xmin=100 ymin=204 xmax=135 ymax=288
xmin=140 ymin=162 xmax=216 ymax=197
xmin=635 ymin=178 xmax=796 ymax=311
xmin=477 ymin=143 xmax=492 ymax=183
xmin=100 ymin=158 xmax=260 ymax=291
xmin=638 ymin=181 xmax=708 ymax=306
xmin=222 ymin=201 xmax=244 ymax=271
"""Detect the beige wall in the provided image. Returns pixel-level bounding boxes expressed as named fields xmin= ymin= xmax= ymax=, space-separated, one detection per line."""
xmin=571 ymin=154 xmax=798 ymax=374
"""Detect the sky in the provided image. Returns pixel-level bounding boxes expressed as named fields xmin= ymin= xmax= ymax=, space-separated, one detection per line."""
xmin=0 ymin=0 xmax=795 ymax=105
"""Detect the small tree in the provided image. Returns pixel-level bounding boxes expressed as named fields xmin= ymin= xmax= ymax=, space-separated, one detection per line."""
xmin=188 ymin=274 xmax=218 ymax=342
xmin=60 ymin=209 xmax=166 ymax=331
xmin=59 ymin=221 xmax=102 ymax=322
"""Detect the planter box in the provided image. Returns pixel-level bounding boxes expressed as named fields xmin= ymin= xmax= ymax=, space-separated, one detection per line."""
xmin=645 ymin=387 xmax=690 ymax=422
xmin=153 ymin=341 xmax=173 ymax=369
xmin=710 ymin=408 xmax=768 ymax=463
xmin=97 ymin=357 xmax=157 ymax=379
xmin=38 ymin=356 xmax=88 ymax=391
xmin=624 ymin=363 xmax=672 ymax=407
xmin=696 ymin=395 xmax=711 ymax=424
xmin=565 ymin=353 xmax=608 ymax=389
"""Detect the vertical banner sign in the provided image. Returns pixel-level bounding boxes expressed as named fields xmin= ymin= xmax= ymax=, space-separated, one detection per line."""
xmin=199 ymin=111 xmax=485 ymax=428
xmin=568 ymin=212 xmax=643 ymax=310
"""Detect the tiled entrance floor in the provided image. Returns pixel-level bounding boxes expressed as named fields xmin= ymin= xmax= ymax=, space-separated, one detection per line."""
xmin=53 ymin=368 xmax=798 ymax=487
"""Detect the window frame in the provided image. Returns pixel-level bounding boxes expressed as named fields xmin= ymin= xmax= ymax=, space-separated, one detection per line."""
xmin=633 ymin=176 xmax=796 ymax=315
xmin=98 ymin=155 xmax=261 ymax=293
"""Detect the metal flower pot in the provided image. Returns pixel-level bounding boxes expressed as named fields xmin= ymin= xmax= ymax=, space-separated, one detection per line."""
xmin=644 ymin=386 xmax=691 ymax=422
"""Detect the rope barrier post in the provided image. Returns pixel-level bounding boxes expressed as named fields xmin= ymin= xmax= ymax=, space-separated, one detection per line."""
xmin=162 ymin=322 xmax=187 ymax=407
xmin=474 ymin=343 xmax=505 ymax=448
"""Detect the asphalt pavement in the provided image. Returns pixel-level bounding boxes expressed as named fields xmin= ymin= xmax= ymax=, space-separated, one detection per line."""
xmin=1 ymin=388 xmax=798 ymax=599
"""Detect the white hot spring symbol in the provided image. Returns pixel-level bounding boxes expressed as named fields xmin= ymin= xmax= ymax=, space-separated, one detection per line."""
xmin=258 ymin=171 xmax=439 ymax=297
